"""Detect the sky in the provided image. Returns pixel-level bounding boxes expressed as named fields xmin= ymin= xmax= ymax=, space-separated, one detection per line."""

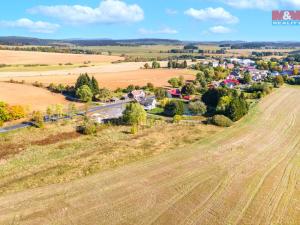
xmin=1 ymin=0 xmax=300 ymax=41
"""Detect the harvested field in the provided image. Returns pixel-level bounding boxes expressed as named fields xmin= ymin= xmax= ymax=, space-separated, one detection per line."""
xmin=0 ymin=82 xmax=81 ymax=111
xmin=0 ymin=50 xmax=122 ymax=65
xmin=0 ymin=69 xmax=196 ymax=89
xmin=0 ymin=86 xmax=299 ymax=225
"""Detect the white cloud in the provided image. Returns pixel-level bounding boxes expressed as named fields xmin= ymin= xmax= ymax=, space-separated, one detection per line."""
xmin=0 ymin=18 xmax=60 ymax=33
xmin=223 ymin=0 xmax=277 ymax=9
xmin=166 ymin=8 xmax=178 ymax=15
xmin=29 ymin=0 xmax=144 ymax=24
xmin=184 ymin=7 xmax=239 ymax=24
xmin=285 ymin=0 xmax=300 ymax=7
xmin=220 ymin=0 xmax=300 ymax=10
xmin=139 ymin=27 xmax=178 ymax=35
xmin=209 ymin=25 xmax=232 ymax=34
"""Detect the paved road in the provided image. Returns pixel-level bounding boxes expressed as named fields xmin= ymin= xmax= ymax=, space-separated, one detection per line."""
xmin=0 ymin=100 xmax=132 ymax=134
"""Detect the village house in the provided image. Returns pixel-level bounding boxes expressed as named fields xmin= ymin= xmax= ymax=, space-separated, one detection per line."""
xmin=250 ymin=69 xmax=268 ymax=81
xmin=129 ymin=90 xmax=146 ymax=102
xmin=221 ymin=79 xmax=240 ymax=89
xmin=212 ymin=61 xmax=219 ymax=67
xmin=226 ymin=63 xmax=235 ymax=69
xmin=141 ymin=98 xmax=157 ymax=111
xmin=168 ymin=89 xmax=181 ymax=98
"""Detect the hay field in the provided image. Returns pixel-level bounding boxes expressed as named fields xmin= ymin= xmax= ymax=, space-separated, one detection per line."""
xmin=0 ymin=82 xmax=80 ymax=111
xmin=0 ymin=50 xmax=122 ymax=65
xmin=0 ymin=86 xmax=299 ymax=225
xmin=0 ymin=69 xmax=196 ymax=89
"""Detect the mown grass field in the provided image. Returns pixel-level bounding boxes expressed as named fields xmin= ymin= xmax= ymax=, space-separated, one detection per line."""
xmin=0 ymin=118 xmax=219 ymax=196
xmin=0 ymin=86 xmax=299 ymax=225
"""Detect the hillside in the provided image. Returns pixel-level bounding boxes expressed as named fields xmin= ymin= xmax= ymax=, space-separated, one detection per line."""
xmin=0 ymin=86 xmax=299 ymax=225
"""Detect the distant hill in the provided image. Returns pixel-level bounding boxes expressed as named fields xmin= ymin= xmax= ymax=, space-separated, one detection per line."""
xmin=0 ymin=36 xmax=183 ymax=46
xmin=0 ymin=36 xmax=300 ymax=48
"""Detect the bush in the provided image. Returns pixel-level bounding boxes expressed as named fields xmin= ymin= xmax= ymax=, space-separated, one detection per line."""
xmin=212 ymin=115 xmax=233 ymax=127
xmin=96 ymin=88 xmax=112 ymax=101
xmin=32 ymin=111 xmax=44 ymax=128
xmin=273 ymin=75 xmax=284 ymax=88
xmin=173 ymin=115 xmax=183 ymax=123
xmin=159 ymin=98 xmax=170 ymax=108
xmin=168 ymin=78 xmax=179 ymax=88
xmin=164 ymin=100 xmax=184 ymax=117
xmin=188 ymin=101 xmax=207 ymax=115
xmin=247 ymin=83 xmax=272 ymax=95
xmin=154 ymin=88 xmax=167 ymax=100
xmin=130 ymin=124 xmax=138 ymax=134
xmin=81 ymin=121 xmax=97 ymax=135
xmin=9 ymin=105 xmax=27 ymax=119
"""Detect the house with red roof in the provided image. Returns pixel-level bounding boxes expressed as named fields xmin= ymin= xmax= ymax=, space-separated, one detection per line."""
xmin=168 ymin=89 xmax=181 ymax=98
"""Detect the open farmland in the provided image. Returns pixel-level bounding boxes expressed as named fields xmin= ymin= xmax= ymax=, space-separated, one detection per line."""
xmin=0 ymin=82 xmax=81 ymax=111
xmin=227 ymin=48 xmax=297 ymax=58
xmin=78 ymin=44 xmax=220 ymax=58
xmin=0 ymin=69 xmax=196 ymax=89
xmin=0 ymin=50 xmax=122 ymax=65
xmin=0 ymin=86 xmax=299 ymax=225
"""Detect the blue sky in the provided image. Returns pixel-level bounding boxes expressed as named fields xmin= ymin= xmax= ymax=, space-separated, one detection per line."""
xmin=0 ymin=0 xmax=300 ymax=41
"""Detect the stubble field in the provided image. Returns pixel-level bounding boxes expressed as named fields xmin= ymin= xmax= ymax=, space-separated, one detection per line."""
xmin=0 ymin=69 xmax=196 ymax=90
xmin=0 ymin=82 xmax=81 ymax=111
xmin=0 ymin=50 xmax=122 ymax=65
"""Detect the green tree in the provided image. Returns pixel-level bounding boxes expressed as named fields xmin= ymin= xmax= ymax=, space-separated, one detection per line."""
xmin=226 ymin=97 xmax=249 ymax=122
xmin=181 ymin=83 xmax=196 ymax=95
xmin=216 ymin=96 xmax=232 ymax=113
xmin=202 ymin=88 xmax=228 ymax=107
xmin=154 ymin=88 xmax=167 ymax=100
xmin=152 ymin=61 xmax=161 ymax=69
xmin=168 ymin=78 xmax=179 ymax=88
xmin=76 ymin=85 xmax=93 ymax=102
xmin=96 ymin=88 xmax=112 ymax=101
xmin=123 ymin=103 xmax=147 ymax=126
xmin=90 ymin=76 xmax=100 ymax=95
xmin=243 ymin=72 xmax=252 ymax=84
xmin=164 ymin=100 xmax=184 ymax=117
xmin=188 ymin=101 xmax=207 ymax=115
xmin=75 ymin=73 xmax=90 ymax=90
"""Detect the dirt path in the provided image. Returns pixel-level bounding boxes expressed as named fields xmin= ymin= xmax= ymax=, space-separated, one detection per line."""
xmin=0 ymin=86 xmax=299 ymax=225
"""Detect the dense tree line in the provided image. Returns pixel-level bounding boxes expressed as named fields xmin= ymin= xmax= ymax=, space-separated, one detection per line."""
xmin=202 ymin=88 xmax=249 ymax=122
